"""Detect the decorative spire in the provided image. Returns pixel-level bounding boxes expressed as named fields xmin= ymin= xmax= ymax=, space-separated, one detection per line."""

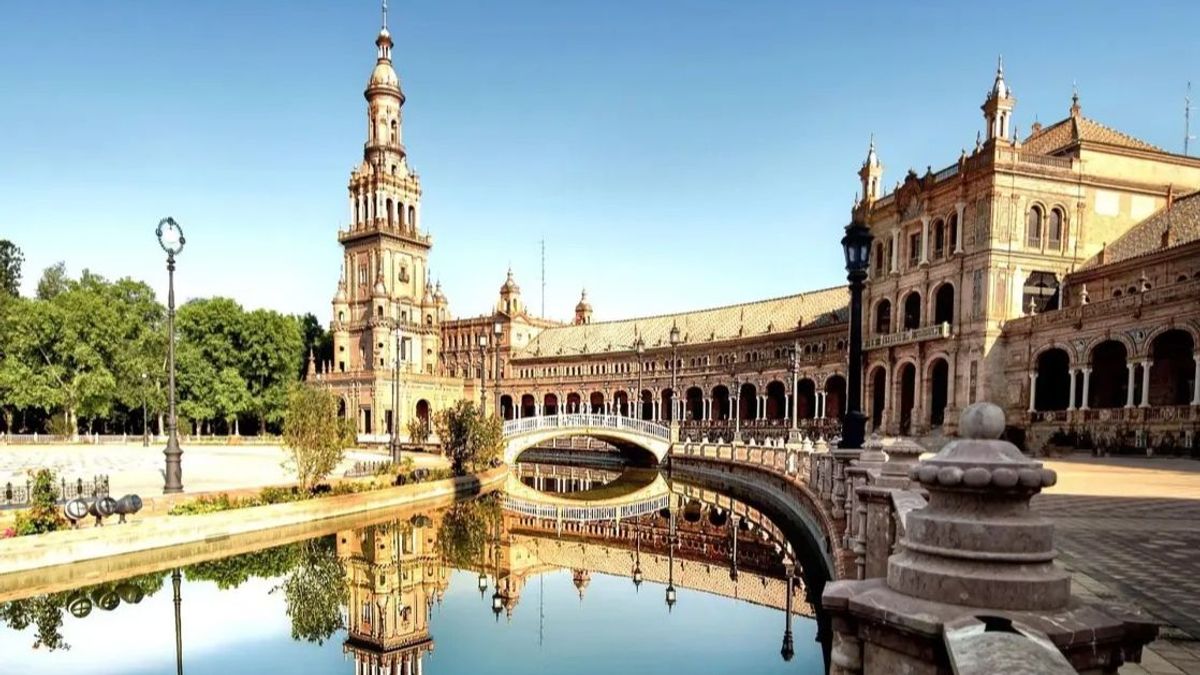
xmin=1070 ymin=81 xmax=1082 ymax=117
xmin=991 ymin=54 xmax=1008 ymax=98
xmin=864 ymin=133 xmax=879 ymax=168
xmin=382 ymin=0 xmax=388 ymax=30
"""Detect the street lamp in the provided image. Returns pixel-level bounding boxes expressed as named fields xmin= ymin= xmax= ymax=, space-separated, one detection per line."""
xmin=493 ymin=322 xmax=503 ymax=416
xmin=729 ymin=514 xmax=739 ymax=582
xmin=780 ymin=560 xmax=796 ymax=662
xmin=789 ymin=346 xmax=800 ymax=438
xmin=391 ymin=318 xmax=403 ymax=462
xmin=478 ymin=334 xmax=489 ymax=416
xmin=840 ymin=215 xmax=873 ymax=450
xmin=665 ymin=495 xmax=677 ymax=612
xmin=732 ymin=374 xmax=741 ymax=439
xmin=669 ymin=321 xmax=681 ymax=423
xmin=632 ymin=520 xmax=643 ymax=590
xmin=634 ymin=336 xmax=645 ymax=420
xmin=156 ymin=217 xmax=185 ymax=494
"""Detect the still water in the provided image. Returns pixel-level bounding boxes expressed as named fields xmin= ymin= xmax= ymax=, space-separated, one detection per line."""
xmin=0 ymin=462 xmax=829 ymax=675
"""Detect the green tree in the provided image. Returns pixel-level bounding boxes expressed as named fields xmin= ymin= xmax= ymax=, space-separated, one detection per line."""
xmin=281 ymin=384 xmax=353 ymax=490
xmin=298 ymin=312 xmax=332 ymax=378
xmin=436 ymin=495 xmax=501 ymax=569
xmin=241 ymin=309 xmax=304 ymax=432
xmin=0 ymin=240 xmax=23 ymax=298
xmin=35 ymin=261 xmax=68 ymax=300
xmin=407 ymin=415 xmax=430 ymax=444
xmin=276 ymin=538 xmax=346 ymax=644
xmin=186 ymin=543 xmax=302 ymax=590
xmin=13 ymin=468 xmax=67 ymax=535
xmin=432 ymin=400 xmax=503 ymax=475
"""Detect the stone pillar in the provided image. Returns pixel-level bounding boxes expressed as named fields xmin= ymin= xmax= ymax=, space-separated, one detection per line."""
xmin=1125 ymin=362 xmax=1137 ymax=408
xmin=1066 ymin=368 xmax=1077 ymax=411
xmin=1027 ymin=372 xmax=1038 ymax=413
xmin=1139 ymin=359 xmax=1152 ymax=408
xmin=1193 ymin=353 xmax=1200 ymax=405
xmin=919 ymin=215 xmax=930 ymax=265
xmin=953 ymin=202 xmax=965 ymax=254
xmin=1080 ymin=367 xmax=1092 ymax=410
xmin=889 ymin=229 xmax=899 ymax=274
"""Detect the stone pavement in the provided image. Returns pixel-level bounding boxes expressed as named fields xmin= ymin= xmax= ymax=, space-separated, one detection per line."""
xmin=1037 ymin=456 xmax=1200 ymax=675
xmin=0 ymin=442 xmax=449 ymax=498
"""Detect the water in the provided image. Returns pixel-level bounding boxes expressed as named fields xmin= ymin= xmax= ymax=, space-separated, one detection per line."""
xmin=0 ymin=463 xmax=829 ymax=675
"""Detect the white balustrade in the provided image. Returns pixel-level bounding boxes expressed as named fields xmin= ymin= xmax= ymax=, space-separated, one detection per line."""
xmin=502 ymin=413 xmax=670 ymax=441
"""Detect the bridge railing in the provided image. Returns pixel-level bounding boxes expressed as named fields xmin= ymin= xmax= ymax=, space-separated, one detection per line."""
xmin=502 ymin=492 xmax=669 ymax=524
xmin=502 ymin=414 xmax=670 ymax=441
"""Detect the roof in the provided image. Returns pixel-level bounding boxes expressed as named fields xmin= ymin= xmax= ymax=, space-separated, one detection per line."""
xmin=1022 ymin=114 xmax=1161 ymax=155
xmin=513 ymin=285 xmax=849 ymax=359
xmin=1080 ymin=191 xmax=1200 ymax=269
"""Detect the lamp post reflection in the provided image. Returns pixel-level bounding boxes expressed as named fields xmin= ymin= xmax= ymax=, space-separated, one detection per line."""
xmin=729 ymin=514 xmax=739 ymax=583
xmin=665 ymin=494 xmax=677 ymax=612
xmin=781 ymin=560 xmax=796 ymax=662
xmin=631 ymin=517 xmax=643 ymax=591
xmin=172 ymin=568 xmax=183 ymax=675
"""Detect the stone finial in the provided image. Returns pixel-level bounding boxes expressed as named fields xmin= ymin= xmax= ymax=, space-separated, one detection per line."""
xmin=889 ymin=402 xmax=1069 ymax=611
xmin=857 ymin=433 xmax=887 ymax=465
xmin=801 ymin=437 xmax=814 ymax=452
xmin=1079 ymin=283 xmax=1090 ymax=305
xmin=879 ymin=436 xmax=924 ymax=486
xmin=813 ymin=436 xmax=829 ymax=453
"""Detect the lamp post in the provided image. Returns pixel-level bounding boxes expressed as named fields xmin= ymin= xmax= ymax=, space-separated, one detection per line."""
xmin=493 ymin=322 xmax=503 ymax=416
xmin=732 ymin=374 xmax=741 ymax=439
xmin=669 ymin=322 xmax=681 ymax=423
xmin=840 ymin=215 xmax=873 ymax=450
xmin=729 ymin=514 xmax=740 ymax=582
xmin=632 ymin=517 xmax=643 ymax=591
xmin=789 ymin=346 xmax=801 ymax=442
xmin=171 ymin=568 xmax=183 ymax=675
xmin=141 ymin=372 xmax=149 ymax=447
xmin=634 ymin=336 xmax=645 ymax=420
xmin=391 ymin=319 xmax=403 ymax=462
xmin=156 ymin=217 xmax=185 ymax=494
xmin=478 ymin=334 xmax=488 ymax=416
xmin=665 ymin=493 xmax=677 ymax=611
xmin=780 ymin=560 xmax=796 ymax=662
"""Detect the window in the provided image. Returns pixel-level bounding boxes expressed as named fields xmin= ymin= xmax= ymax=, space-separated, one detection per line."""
xmin=971 ymin=269 xmax=984 ymax=319
xmin=358 ymin=265 xmax=368 ymax=285
xmin=884 ymin=239 xmax=894 ymax=271
xmin=873 ymin=242 xmax=885 ymax=277
xmin=1048 ymin=208 xmax=1064 ymax=249
xmin=948 ymin=212 xmax=959 ymax=253
xmin=1026 ymin=206 xmax=1043 ymax=248
xmin=968 ymin=361 xmax=978 ymax=404
xmin=909 ymin=231 xmax=921 ymax=267
xmin=933 ymin=219 xmax=945 ymax=259
xmin=974 ymin=200 xmax=989 ymax=245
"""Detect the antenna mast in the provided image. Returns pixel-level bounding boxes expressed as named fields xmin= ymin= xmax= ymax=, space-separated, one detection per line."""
xmin=1186 ymin=82 xmax=1195 ymax=156
xmin=540 ymin=238 xmax=546 ymax=318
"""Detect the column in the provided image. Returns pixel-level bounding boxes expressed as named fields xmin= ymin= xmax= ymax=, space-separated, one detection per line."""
xmin=758 ymin=395 xmax=766 ymax=420
xmin=1067 ymin=369 xmax=1077 ymax=411
xmin=954 ymin=202 xmax=965 ymax=254
xmin=1080 ymin=367 xmax=1092 ymax=410
xmin=890 ymin=229 xmax=900 ymax=273
xmin=1139 ymin=359 xmax=1152 ymax=408
xmin=919 ymin=216 xmax=930 ymax=265
xmin=1193 ymin=354 xmax=1200 ymax=405
xmin=785 ymin=394 xmax=792 ymax=423
xmin=1125 ymin=363 xmax=1136 ymax=408
xmin=1027 ymin=372 xmax=1038 ymax=413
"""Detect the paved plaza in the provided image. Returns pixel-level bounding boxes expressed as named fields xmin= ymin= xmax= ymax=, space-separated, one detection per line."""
xmin=0 ymin=442 xmax=448 ymax=499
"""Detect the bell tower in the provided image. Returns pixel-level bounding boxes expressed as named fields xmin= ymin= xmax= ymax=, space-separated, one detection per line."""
xmin=858 ymin=134 xmax=883 ymax=206
xmin=981 ymin=56 xmax=1016 ymax=143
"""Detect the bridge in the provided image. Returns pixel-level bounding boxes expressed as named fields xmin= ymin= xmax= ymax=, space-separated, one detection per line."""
xmin=501 ymin=414 xmax=672 ymax=465
xmin=502 ymin=467 xmax=669 ymax=525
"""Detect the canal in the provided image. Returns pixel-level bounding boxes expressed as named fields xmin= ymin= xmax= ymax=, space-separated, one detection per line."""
xmin=0 ymin=461 xmax=831 ymax=674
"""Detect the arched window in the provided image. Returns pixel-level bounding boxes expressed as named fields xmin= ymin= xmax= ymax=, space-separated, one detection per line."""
xmin=873 ymin=242 xmax=885 ymax=277
xmin=389 ymin=119 xmax=397 ymax=143
xmin=408 ymin=206 xmax=417 ymax=229
xmin=874 ymin=299 xmax=892 ymax=334
xmin=933 ymin=219 xmax=945 ymax=259
xmin=386 ymin=199 xmax=394 ymax=228
xmin=1026 ymin=206 xmax=1043 ymax=248
xmin=1048 ymin=208 xmax=1064 ymax=249
xmin=902 ymin=292 xmax=921 ymax=330
xmin=948 ymin=212 xmax=959 ymax=254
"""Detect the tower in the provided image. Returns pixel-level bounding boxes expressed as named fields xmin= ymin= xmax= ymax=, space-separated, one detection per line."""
xmin=574 ymin=289 xmax=593 ymax=325
xmin=497 ymin=268 xmax=524 ymax=316
xmin=332 ymin=0 xmax=441 ymax=379
xmin=981 ymin=56 xmax=1016 ymax=143
xmin=858 ymin=135 xmax=883 ymax=205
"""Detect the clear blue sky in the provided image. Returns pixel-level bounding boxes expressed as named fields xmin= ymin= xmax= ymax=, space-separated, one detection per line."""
xmin=1 ymin=1 xmax=1196 ymax=321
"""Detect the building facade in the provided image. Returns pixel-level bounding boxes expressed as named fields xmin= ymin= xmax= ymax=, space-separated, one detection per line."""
xmin=315 ymin=14 xmax=1200 ymax=453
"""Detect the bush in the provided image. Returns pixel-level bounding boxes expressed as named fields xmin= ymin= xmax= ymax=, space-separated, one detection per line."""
xmin=281 ymin=385 xmax=355 ymax=490
xmin=13 ymin=469 xmax=67 ymax=536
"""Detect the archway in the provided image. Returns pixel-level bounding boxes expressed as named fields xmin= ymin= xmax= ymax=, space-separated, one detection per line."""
xmin=336 ymin=398 xmax=347 ymax=419
xmin=415 ymin=399 xmax=430 ymax=427
xmin=874 ymin=299 xmax=892 ymax=334
xmin=933 ymin=284 xmax=955 ymax=326
xmin=928 ymin=359 xmax=949 ymax=426
xmin=869 ymin=366 xmax=886 ymax=430
xmin=711 ymin=385 xmax=730 ymax=421
xmin=567 ymin=392 xmax=583 ymax=414
xmin=613 ymin=390 xmax=630 ymax=416
xmin=1149 ymin=330 xmax=1196 ymax=405
xmin=902 ymin=292 xmax=922 ymax=330
xmin=500 ymin=394 xmax=515 ymax=420
xmin=685 ymin=387 xmax=704 ymax=421
xmin=520 ymin=394 xmax=536 ymax=418
xmin=738 ymin=383 xmax=758 ymax=421
xmin=640 ymin=389 xmax=654 ymax=421
xmin=898 ymin=363 xmax=916 ymax=435
xmin=765 ymin=381 xmax=787 ymax=420
xmin=589 ymin=391 xmax=605 ymax=414
xmin=661 ymin=389 xmax=675 ymax=422
xmin=797 ymin=379 xmax=816 ymax=420
xmin=543 ymin=393 xmax=559 ymax=416
xmin=824 ymin=375 xmax=846 ymax=421
xmin=1089 ymin=341 xmax=1129 ymax=409
xmin=1034 ymin=349 xmax=1070 ymax=411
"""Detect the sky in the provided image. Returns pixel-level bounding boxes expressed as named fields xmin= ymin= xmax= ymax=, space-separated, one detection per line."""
xmin=1 ymin=0 xmax=1197 ymax=322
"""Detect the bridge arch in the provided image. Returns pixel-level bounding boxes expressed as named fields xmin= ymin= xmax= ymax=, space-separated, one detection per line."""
xmin=501 ymin=414 xmax=671 ymax=465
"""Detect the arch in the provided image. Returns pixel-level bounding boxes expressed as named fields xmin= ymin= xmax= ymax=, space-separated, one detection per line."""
xmin=1034 ymin=348 xmax=1070 ymax=411
xmin=566 ymin=392 xmax=583 ymax=414
xmin=737 ymin=382 xmax=757 ymax=421
xmin=520 ymin=394 xmax=537 ymax=418
xmin=869 ymin=366 xmax=887 ymax=430
xmin=543 ymin=393 xmax=559 ymax=416
xmin=902 ymin=291 xmax=922 ymax=330
xmin=824 ymin=375 xmax=846 ymax=422
xmin=336 ymin=397 xmax=348 ymax=419
xmin=1026 ymin=204 xmax=1044 ymax=248
xmin=1088 ymin=340 xmax=1129 ymax=409
xmin=500 ymin=394 xmax=515 ymax=421
xmin=927 ymin=359 xmax=950 ymax=425
xmin=613 ymin=390 xmax=630 ymax=417
xmin=589 ymin=391 xmax=606 ymax=414
xmin=685 ymin=386 xmax=704 ymax=421
xmin=932 ymin=218 xmax=946 ymax=259
xmin=1047 ymin=207 xmax=1065 ymax=249
xmin=874 ymin=299 xmax=892 ymax=334
xmin=897 ymin=362 xmax=916 ymax=435
xmin=1148 ymin=329 xmax=1196 ymax=406
xmin=407 ymin=205 xmax=417 ymax=230
xmin=660 ymin=388 xmax=676 ymax=422
xmin=797 ymin=378 xmax=816 ymax=420
xmin=765 ymin=381 xmax=787 ymax=420
xmin=640 ymin=389 xmax=654 ymax=421
xmin=415 ymin=399 xmax=430 ymax=425
xmin=948 ymin=212 xmax=959 ymax=254
xmin=386 ymin=198 xmax=395 ymax=228
xmin=933 ymin=283 xmax=955 ymax=326
xmin=711 ymin=385 xmax=731 ymax=421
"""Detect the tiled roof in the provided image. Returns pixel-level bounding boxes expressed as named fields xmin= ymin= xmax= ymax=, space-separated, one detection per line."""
xmin=1022 ymin=114 xmax=1161 ymax=155
xmin=1080 ymin=191 xmax=1200 ymax=269
xmin=513 ymin=285 xmax=849 ymax=359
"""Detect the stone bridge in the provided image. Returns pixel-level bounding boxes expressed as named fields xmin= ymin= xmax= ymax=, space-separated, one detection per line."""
xmin=501 ymin=414 xmax=672 ymax=465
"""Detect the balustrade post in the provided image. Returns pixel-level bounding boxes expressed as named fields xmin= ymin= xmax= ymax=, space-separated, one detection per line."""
xmin=1125 ymin=363 xmax=1137 ymax=408
xmin=1067 ymin=369 xmax=1077 ymax=411
xmin=1193 ymin=353 xmax=1200 ymax=405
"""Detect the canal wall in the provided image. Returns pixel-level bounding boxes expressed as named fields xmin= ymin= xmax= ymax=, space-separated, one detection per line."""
xmin=0 ymin=467 xmax=507 ymax=583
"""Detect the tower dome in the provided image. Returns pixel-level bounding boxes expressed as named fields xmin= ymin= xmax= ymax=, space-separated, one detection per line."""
xmin=573 ymin=289 xmax=593 ymax=325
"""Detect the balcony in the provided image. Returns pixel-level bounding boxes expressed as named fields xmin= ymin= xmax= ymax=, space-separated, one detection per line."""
xmin=864 ymin=321 xmax=951 ymax=350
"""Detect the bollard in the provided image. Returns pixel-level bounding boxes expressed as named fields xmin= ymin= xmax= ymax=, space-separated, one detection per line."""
xmin=66 ymin=592 xmax=93 ymax=618
xmin=114 ymin=494 xmax=143 ymax=524
xmin=89 ymin=496 xmax=118 ymax=526
xmin=63 ymin=498 xmax=90 ymax=528
xmin=115 ymin=582 xmax=145 ymax=604
xmin=91 ymin=587 xmax=120 ymax=611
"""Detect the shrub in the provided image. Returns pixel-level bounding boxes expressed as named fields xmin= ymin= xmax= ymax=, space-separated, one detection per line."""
xmin=13 ymin=469 xmax=67 ymax=536
xmin=281 ymin=385 xmax=355 ymax=491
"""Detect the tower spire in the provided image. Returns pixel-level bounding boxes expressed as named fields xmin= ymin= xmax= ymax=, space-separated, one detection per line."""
xmin=382 ymin=0 xmax=388 ymax=30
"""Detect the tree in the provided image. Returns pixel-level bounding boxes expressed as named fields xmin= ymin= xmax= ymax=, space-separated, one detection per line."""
xmin=0 ymin=240 xmax=23 ymax=298
xmin=276 ymin=538 xmax=345 ymax=644
xmin=407 ymin=415 xmax=430 ymax=444
xmin=35 ymin=262 xmax=68 ymax=300
xmin=281 ymin=384 xmax=353 ymax=490
xmin=432 ymin=400 xmax=503 ymax=476
xmin=298 ymin=312 xmax=332 ymax=378
xmin=241 ymin=309 xmax=304 ymax=432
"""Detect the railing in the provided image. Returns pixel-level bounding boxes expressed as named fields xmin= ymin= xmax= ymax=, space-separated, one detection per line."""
xmin=502 ymin=492 xmax=669 ymax=523
xmin=502 ymin=414 xmax=671 ymax=441
xmin=933 ymin=163 xmax=959 ymax=182
xmin=864 ymin=321 xmax=951 ymax=350
xmin=1016 ymin=151 xmax=1073 ymax=170
xmin=1 ymin=475 xmax=110 ymax=509
xmin=1013 ymin=278 xmax=1200 ymax=332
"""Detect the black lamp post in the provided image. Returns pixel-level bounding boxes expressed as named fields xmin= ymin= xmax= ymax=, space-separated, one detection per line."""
xmin=839 ymin=216 xmax=873 ymax=450
xmin=634 ymin=337 xmax=645 ymax=420
xmin=493 ymin=321 xmax=503 ymax=415
xmin=156 ymin=217 xmax=185 ymax=494
xmin=780 ymin=561 xmax=796 ymax=662
xmin=141 ymin=372 xmax=149 ymax=448
xmin=478 ymin=334 xmax=489 ymax=416
xmin=391 ymin=319 xmax=403 ymax=462
xmin=665 ymin=494 xmax=677 ymax=611
xmin=632 ymin=518 xmax=643 ymax=590
xmin=171 ymin=568 xmax=183 ymax=675
xmin=669 ymin=322 xmax=681 ymax=423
